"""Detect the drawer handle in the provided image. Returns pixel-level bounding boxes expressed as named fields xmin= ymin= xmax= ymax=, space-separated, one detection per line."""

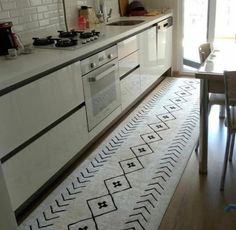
xmin=88 ymin=64 xmax=117 ymax=82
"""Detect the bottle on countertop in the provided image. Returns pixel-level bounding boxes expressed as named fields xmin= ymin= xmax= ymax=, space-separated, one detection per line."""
xmin=78 ymin=6 xmax=90 ymax=29
xmin=78 ymin=15 xmax=87 ymax=30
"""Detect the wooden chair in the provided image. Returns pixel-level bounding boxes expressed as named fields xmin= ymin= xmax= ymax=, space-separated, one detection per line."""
xmin=195 ymin=43 xmax=225 ymax=153
xmin=220 ymin=71 xmax=236 ymax=191
xmin=199 ymin=43 xmax=211 ymax=64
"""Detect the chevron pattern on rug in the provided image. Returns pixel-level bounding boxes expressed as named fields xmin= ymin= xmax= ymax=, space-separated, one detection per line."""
xmin=19 ymin=77 xmax=200 ymax=230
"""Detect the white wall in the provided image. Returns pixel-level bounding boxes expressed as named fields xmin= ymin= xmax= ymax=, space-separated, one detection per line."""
xmin=0 ymin=0 xmax=65 ymax=44
xmin=66 ymin=0 xmax=119 ymax=29
xmin=0 ymin=0 xmax=119 ymax=43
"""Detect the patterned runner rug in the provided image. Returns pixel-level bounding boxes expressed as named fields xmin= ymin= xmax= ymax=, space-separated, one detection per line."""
xmin=19 ymin=77 xmax=200 ymax=230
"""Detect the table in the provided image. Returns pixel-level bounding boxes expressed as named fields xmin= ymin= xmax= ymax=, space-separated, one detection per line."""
xmin=195 ymin=48 xmax=236 ymax=174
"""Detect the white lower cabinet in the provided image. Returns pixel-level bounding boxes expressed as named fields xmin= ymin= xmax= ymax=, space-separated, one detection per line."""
xmin=2 ymin=107 xmax=88 ymax=211
xmin=120 ymin=68 xmax=141 ymax=110
xmin=0 ymin=61 xmax=83 ymax=159
xmin=157 ymin=17 xmax=173 ymax=75
xmin=118 ymin=35 xmax=138 ymax=60
xmin=118 ymin=36 xmax=141 ymax=111
xmin=138 ymin=26 xmax=160 ymax=93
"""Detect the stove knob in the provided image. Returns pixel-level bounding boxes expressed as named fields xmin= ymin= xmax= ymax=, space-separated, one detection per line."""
xmin=99 ymin=56 xmax=104 ymax=62
xmin=90 ymin=37 xmax=95 ymax=41
xmin=107 ymin=54 xmax=113 ymax=59
xmin=90 ymin=63 xmax=96 ymax=69
xmin=94 ymin=36 xmax=98 ymax=40
xmin=82 ymin=40 xmax=87 ymax=44
xmin=86 ymin=38 xmax=91 ymax=42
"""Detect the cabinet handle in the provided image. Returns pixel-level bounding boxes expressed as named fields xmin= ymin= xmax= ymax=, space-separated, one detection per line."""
xmin=88 ymin=64 xmax=116 ymax=82
xmin=90 ymin=63 xmax=96 ymax=68
xmin=108 ymin=54 xmax=113 ymax=59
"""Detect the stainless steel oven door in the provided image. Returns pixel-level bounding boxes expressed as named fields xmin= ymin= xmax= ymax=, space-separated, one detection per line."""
xmin=83 ymin=59 xmax=121 ymax=131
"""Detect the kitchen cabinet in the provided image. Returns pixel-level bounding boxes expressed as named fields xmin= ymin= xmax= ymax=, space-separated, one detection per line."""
xmin=120 ymin=68 xmax=140 ymax=110
xmin=0 ymin=62 xmax=84 ymax=159
xmin=0 ymin=62 xmax=89 ymax=210
xmin=138 ymin=19 xmax=173 ymax=93
xmin=118 ymin=35 xmax=138 ymax=60
xmin=118 ymin=36 xmax=141 ymax=110
xmin=0 ymin=163 xmax=17 ymax=229
xmin=138 ymin=26 xmax=159 ymax=93
xmin=157 ymin=17 xmax=173 ymax=75
xmin=2 ymin=107 xmax=88 ymax=210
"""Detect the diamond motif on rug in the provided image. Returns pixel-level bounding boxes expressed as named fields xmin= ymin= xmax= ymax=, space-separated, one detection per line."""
xmin=18 ymin=77 xmax=199 ymax=230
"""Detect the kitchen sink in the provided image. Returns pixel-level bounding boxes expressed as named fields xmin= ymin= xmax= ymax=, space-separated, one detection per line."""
xmin=106 ymin=20 xmax=145 ymax=26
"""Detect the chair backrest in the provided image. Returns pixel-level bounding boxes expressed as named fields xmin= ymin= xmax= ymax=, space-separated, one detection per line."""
xmin=199 ymin=43 xmax=211 ymax=64
xmin=224 ymin=71 xmax=236 ymax=126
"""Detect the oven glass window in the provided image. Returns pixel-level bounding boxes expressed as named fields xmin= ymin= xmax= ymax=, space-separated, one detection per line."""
xmin=90 ymin=70 xmax=116 ymax=116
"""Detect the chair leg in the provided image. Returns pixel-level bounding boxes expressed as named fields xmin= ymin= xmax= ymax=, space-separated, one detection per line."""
xmin=220 ymin=131 xmax=231 ymax=191
xmin=219 ymin=105 xmax=225 ymax=119
xmin=229 ymin=133 xmax=235 ymax=162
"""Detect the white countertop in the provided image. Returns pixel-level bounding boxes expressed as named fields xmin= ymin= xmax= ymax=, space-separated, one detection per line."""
xmin=0 ymin=11 xmax=172 ymax=93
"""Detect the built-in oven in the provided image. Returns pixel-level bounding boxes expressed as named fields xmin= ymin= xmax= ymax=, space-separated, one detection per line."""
xmin=81 ymin=45 xmax=121 ymax=131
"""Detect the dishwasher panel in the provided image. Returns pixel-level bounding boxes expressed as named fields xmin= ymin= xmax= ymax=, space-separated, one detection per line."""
xmin=157 ymin=16 xmax=173 ymax=74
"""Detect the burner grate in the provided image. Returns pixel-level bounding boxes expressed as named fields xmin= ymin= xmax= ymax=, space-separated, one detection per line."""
xmin=55 ymin=38 xmax=78 ymax=47
xmin=32 ymin=36 xmax=55 ymax=46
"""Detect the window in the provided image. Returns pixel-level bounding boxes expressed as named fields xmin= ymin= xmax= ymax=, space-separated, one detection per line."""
xmin=214 ymin=0 xmax=236 ymax=47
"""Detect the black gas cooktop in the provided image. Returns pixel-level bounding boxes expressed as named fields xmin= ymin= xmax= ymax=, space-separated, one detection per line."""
xmin=32 ymin=30 xmax=101 ymax=49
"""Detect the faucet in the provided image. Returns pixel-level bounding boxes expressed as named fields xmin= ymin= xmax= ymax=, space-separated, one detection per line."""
xmin=106 ymin=8 xmax=112 ymax=22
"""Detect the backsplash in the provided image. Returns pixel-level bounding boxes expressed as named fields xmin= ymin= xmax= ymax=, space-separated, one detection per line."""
xmin=0 ymin=0 xmax=119 ymax=44
xmin=0 ymin=0 xmax=65 ymax=44
xmin=66 ymin=0 xmax=119 ymax=30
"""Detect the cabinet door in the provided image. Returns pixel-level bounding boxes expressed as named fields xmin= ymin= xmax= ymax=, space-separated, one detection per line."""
xmin=0 ymin=62 xmax=84 ymax=159
xmin=0 ymin=164 xmax=17 ymax=230
xmin=157 ymin=19 xmax=173 ymax=74
xmin=118 ymin=35 xmax=138 ymax=60
xmin=165 ymin=26 xmax=173 ymax=70
xmin=120 ymin=68 xmax=141 ymax=110
xmin=2 ymin=107 xmax=88 ymax=210
xmin=119 ymin=51 xmax=139 ymax=77
xmin=138 ymin=26 xmax=160 ymax=93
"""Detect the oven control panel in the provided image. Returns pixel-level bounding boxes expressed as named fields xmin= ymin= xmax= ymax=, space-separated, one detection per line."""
xmin=81 ymin=45 xmax=118 ymax=75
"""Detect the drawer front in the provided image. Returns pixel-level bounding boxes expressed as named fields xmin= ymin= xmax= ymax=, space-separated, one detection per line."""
xmin=0 ymin=62 xmax=84 ymax=159
xmin=119 ymin=51 xmax=139 ymax=77
xmin=121 ymin=68 xmax=141 ymax=110
xmin=118 ymin=35 xmax=138 ymax=60
xmin=2 ymin=107 xmax=88 ymax=210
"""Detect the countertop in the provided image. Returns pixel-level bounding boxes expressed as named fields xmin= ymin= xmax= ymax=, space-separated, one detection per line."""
xmin=0 ymin=11 xmax=173 ymax=93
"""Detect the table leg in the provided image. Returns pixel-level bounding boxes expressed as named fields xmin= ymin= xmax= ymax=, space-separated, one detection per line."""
xmin=199 ymin=78 xmax=208 ymax=174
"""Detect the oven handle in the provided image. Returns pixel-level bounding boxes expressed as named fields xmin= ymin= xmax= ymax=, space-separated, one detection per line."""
xmin=88 ymin=64 xmax=117 ymax=82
